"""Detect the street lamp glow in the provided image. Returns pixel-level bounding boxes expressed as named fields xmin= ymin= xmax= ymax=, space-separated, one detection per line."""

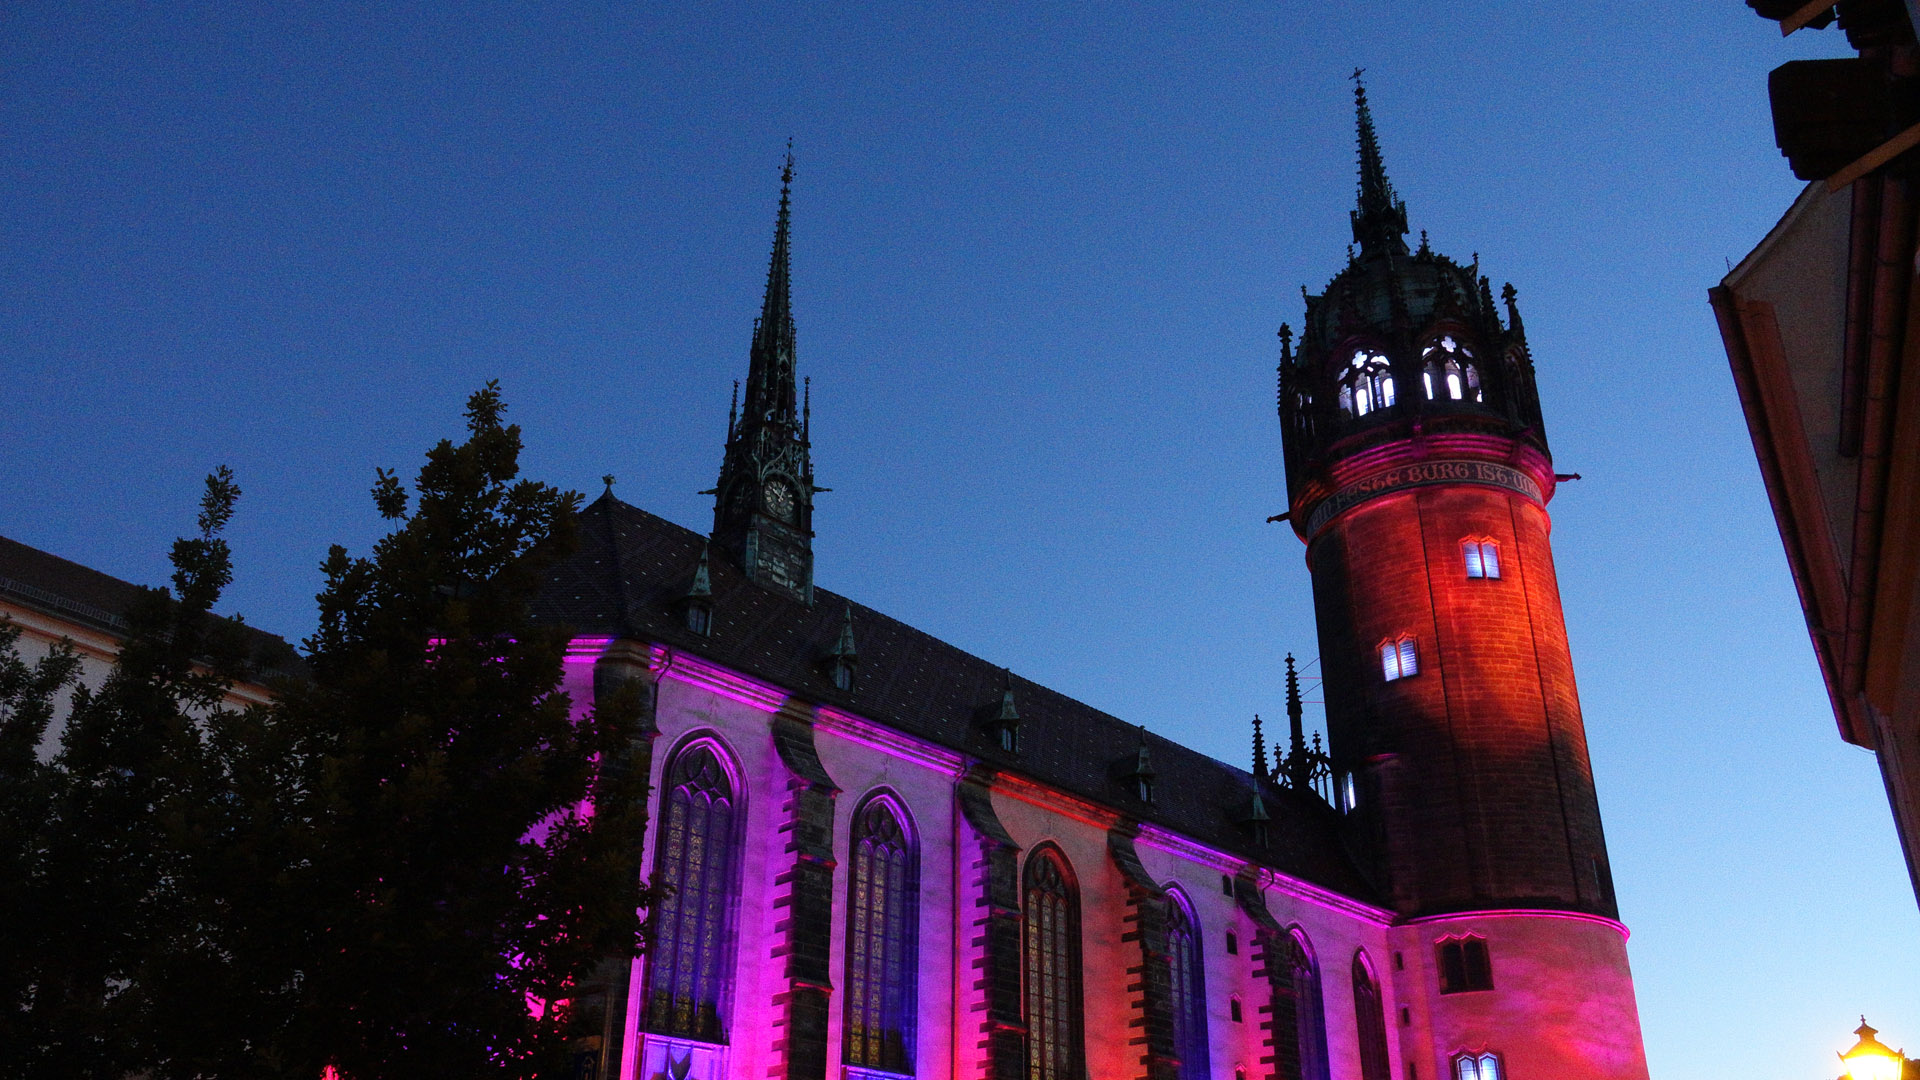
xmin=1840 ymin=1019 xmax=1906 ymax=1080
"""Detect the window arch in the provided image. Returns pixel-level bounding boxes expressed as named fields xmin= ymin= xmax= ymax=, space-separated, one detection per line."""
xmin=1338 ymin=349 xmax=1396 ymax=417
xmin=844 ymin=793 xmax=919 ymax=1072
xmin=1165 ymin=890 xmax=1209 ymax=1079
xmin=1353 ymin=952 xmax=1391 ymax=1080
xmin=1023 ymin=845 xmax=1084 ymax=1080
xmin=645 ymin=738 xmax=744 ymax=1042
xmin=1290 ymin=929 xmax=1331 ymax=1080
xmin=1421 ymin=335 xmax=1482 ymax=403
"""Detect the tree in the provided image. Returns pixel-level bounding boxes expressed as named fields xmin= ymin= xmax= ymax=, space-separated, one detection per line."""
xmin=0 ymin=466 xmax=275 ymax=1077
xmin=0 ymin=385 xmax=650 ymax=1079
xmin=280 ymin=382 xmax=651 ymax=1077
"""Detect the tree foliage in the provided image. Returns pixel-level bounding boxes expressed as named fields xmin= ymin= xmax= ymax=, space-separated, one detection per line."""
xmin=0 ymin=387 xmax=652 ymax=1078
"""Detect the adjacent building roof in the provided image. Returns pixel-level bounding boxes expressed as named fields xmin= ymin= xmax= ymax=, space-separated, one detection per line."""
xmin=0 ymin=533 xmax=303 ymax=677
xmin=534 ymin=494 xmax=1380 ymax=904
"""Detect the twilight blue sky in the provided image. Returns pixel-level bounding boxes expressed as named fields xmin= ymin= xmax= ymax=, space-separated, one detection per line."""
xmin=3 ymin=3 xmax=1915 ymax=1076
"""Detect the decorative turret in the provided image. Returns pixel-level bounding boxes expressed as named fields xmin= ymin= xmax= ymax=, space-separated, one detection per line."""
xmin=711 ymin=146 xmax=821 ymax=603
xmin=1278 ymin=75 xmax=1546 ymax=524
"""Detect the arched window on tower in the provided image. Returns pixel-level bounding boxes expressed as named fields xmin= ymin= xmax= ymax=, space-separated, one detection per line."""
xmin=1023 ymin=846 xmax=1084 ymax=1080
xmin=844 ymin=794 xmax=919 ymax=1072
xmin=1339 ymin=349 xmax=1396 ymax=417
xmin=1381 ymin=637 xmax=1419 ymax=681
xmin=1421 ymin=335 xmax=1482 ymax=403
xmin=645 ymin=740 xmax=744 ymax=1042
xmin=1453 ymin=1052 xmax=1504 ymax=1080
xmin=1353 ymin=952 xmax=1392 ymax=1080
xmin=1166 ymin=891 xmax=1210 ymax=1079
xmin=1290 ymin=930 xmax=1332 ymax=1080
xmin=1463 ymin=539 xmax=1500 ymax=579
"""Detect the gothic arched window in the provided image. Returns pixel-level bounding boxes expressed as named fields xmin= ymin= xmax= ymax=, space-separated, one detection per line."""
xmin=1290 ymin=930 xmax=1331 ymax=1080
xmin=844 ymin=795 xmax=919 ymax=1072
xmin=1339 ymin=349 xmax=1395 ymax=417
xmin=1422 ymin=335 xmax=1482 ymax=403
xmin=1166 ymin=892 xmax=1210 ymax=1079
xmin=1353 ymin=952 xmax=1392 ymax=1080
xmin=644 ymin=741 xmax=743 ymax=1042
xmin=1023 ymin=846 xmax=1084 ymax=1080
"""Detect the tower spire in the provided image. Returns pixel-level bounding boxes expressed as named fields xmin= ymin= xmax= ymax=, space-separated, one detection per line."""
xmin=744 ymin=142 xmax=799 ymax=425
xmin=1349 ymin=71 xmax=1409 ymax=255
xmin=710 ymin=144 xmax=818 ymax=604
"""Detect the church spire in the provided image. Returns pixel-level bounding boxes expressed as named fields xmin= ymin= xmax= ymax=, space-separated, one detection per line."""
xmin=1349 ymin=71 xmax=1409 ymax=256
xmin=744 ymin=143 xmax=799 ymax=426
xmin=711 ymin=145 xmax=818 ymax=604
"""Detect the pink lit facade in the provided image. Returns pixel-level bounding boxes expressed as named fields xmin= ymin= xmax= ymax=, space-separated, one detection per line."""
xmin=533 ymin=83 xmax=1649 ymax=1080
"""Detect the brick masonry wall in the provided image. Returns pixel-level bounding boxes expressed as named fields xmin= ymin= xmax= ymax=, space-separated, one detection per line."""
xmin=1309 ymin=481 xmax=1615 ymax=918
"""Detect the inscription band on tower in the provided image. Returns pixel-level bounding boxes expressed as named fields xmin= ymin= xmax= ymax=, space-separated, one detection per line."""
xmin=1302 ymin=459 xmax=1543 ymax=539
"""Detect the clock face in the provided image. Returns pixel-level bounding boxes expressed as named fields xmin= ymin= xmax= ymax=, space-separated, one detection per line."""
xmin=763 ymin=478 xmax=796 ymax=523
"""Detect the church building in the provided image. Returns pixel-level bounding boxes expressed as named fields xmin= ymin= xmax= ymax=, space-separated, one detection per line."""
xmin=537 ymin=84 xmax=1651 ymax=1080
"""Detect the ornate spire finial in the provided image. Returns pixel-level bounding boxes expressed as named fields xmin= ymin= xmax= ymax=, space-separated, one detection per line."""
xmin=1350 ymin=73 xmax=1410 ymax=255
xmin=1285 ymin=653 xmax=1310 ymax=790
xmin=745 ymin=145 xmax=798 ymax=425
xmin=1253 ymin=713 xmax=1269 ymax=783
xmin=602 ymin=473 xmax=615 ymax=497
xmin=1502 ymin=281 xmax=1525 ymax=337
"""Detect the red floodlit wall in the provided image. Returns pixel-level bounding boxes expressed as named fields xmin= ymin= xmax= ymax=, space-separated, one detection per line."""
xmin=1309 ymin=478 xmax=1614 ymax=918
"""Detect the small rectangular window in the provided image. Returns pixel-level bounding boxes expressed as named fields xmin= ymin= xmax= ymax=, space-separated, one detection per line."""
xmin=1464 ymin=543 xmax=1484 ymax=578
xmin=1221 ymin=873 xmax=1234 ymax=896
xmin=1479 ymin=542 xmax=1500 ymax=579
xmin=1226 ymin=932 xmax=1238 ymax=955
xmin=1437 ymin=937 xmax=1493 ymax=993
xmin=1398 ymin=638 xmax=1418 ymax=677
xmin=1454 ymin=1053 xmax=1502 ymax=1080
xmin=1230 ymin=997 xmax=1243 ymax=1022
xmin=1464 ymin=540 xmax=1501 ymax=579
xmin=1381 ymin=642 xmax=1400 ymax=679
xmin=1399 ymin=1005 xmax=1411 ymax=1027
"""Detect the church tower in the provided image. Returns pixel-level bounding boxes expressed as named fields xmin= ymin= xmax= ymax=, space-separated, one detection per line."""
xmin=711 ymin=150 xmax=818 ymax=604
xmin=1279 ymin=80 xmax=1649 ymax=1079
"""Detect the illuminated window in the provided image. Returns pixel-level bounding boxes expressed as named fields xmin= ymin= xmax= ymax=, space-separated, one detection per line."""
xmin=844 ymin=796 xmax=918 ymax=1072
xmin=1463 ymin=540 xmax=1500 ymax=579
xmin=1289 ymin=930 xmax=1332 ymax=1080
xmin=1166 ymin=893 xmax=1210 ymax=1079
xmin=1340 ymin=350 xmax=1396 ymax=417
xmin=645 ymin=742 xmax=742 ymax=1041
xmin=1454 ymin=1052 xmax=1502 ymax=1080
xmin=1436 ymin=937 xmax=1493 ymax=994
xmin=1353 ymin=954 xmax=1392 ymax=1080
xmin=1024 ymin=847 xmax=1084 ymax=1080
xmin=1380 ymin=637 xmax=1418 ymax=681
xmin=1422 ymin=336 xmax=1483 ymax=403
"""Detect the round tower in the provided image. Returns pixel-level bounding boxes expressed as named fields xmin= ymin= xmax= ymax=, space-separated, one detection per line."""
xmin=1279 ymin=78 xmax=1647 ymax=1080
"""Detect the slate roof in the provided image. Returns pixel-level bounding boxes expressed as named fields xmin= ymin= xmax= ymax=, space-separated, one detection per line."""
xmin=534 ymin=495 xmax=1380 ymax=904
xmin=0 ymin=534 xmax=303 ymax=678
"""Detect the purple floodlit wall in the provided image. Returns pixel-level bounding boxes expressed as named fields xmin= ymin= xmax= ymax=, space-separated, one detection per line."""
xmin=577 ymin=636 xmax=1611 ymax=1080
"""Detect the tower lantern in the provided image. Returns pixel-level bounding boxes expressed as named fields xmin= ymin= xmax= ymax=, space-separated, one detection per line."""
xmin=1279 ymin=77 xmax=1649 ymax=1080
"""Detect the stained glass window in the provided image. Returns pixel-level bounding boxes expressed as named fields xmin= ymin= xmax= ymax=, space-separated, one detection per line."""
xmin=1354 ymin=953 xmax=1392 ymax=1080
xmin=644 ymin=743 xmax=741 ymax=1042
xmin=1291 ymin=931 xmax=1331 ymax=1080
xmin=844 ymin=797 xmax=918 ymax=1071
xmin=1024 ymin=847 xmax=1083 ymax=1080
xmin=1166 ymin=894 xmax=1210 ymax=1079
